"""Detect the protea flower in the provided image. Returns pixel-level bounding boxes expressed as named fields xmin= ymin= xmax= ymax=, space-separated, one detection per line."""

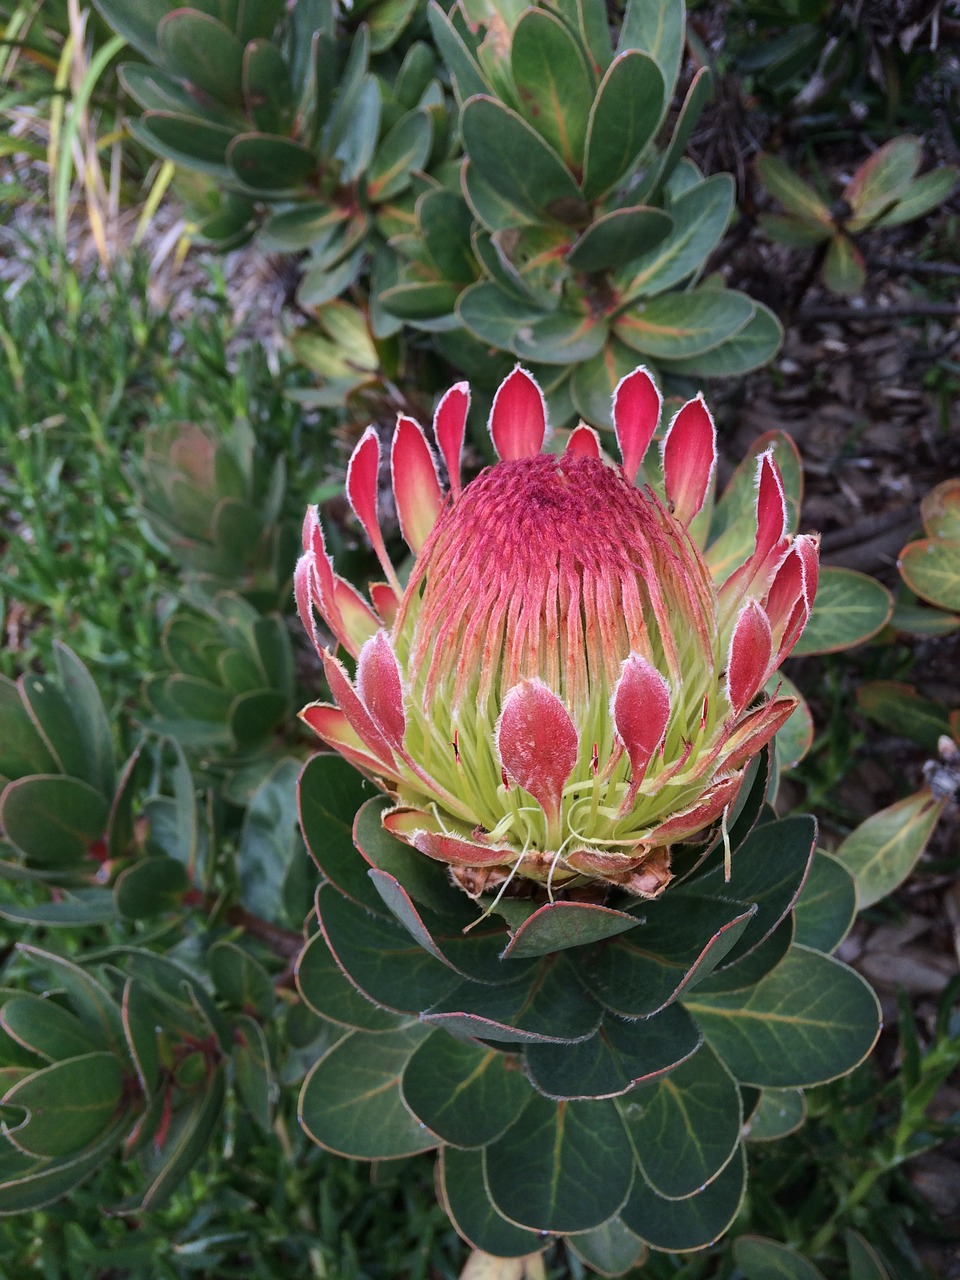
xmin=296 ymin=367 xmax=818 ymax=901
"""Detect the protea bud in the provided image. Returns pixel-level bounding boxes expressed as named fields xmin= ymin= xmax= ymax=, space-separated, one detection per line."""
xmin=296 ymin=366 xmax=818 ymax=901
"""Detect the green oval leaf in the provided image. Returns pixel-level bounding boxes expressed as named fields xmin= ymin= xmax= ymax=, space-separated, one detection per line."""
xmin=617 ymin=173 xmax=734 ymax=302
xmin=845 ymin=1228 xmax=893 ymax=1280
xmin=822 ymin=234 xmax=865 ymax=295
xmin=875 ymin=166 xmax=959 ymax=228
xmin=157 ymin=11 xmax=244 ymax=108
xmin=401 ymin=1031 xmax=529 ymax=1147
xmin=615 ymin=289 xmax=754 ymax=359
xmin=682 ymin=945 xmax=881 ymax=1088
xmin=791 ymin=566 xmax=894 ymax=655
xmin=856 ymin=680 xmax=951 ymax=752
xmin=691 ymin=814 xmax=815 ymax=967
xmin=440 ymin=1145 xmax=546 ymax=1258
xmin=208 ymin=942 xmax=274 ymax=1019
xmin=619 ymin=0 xmax=684 ymax=91
xmin=242 ymin=39 xmax=294 ymax=134
xmin=756 ymin=154 xmax=832 ymax=226
xmin=844 ymin=136 xmax=920 ymax=227
xmin=735 ymin=1236 xmax=826 ymax=1279
xmin=899 ymin=538 xmax=960 ymax=612
xmin=583 ymin=895 xmax=757 ymax=1019
xmin=524 ymin=1003 xmax=701 ymax=1101
xmin=621 ymin=1042 xmax=742 ymax=1198
xmin=621 ymin=1142 xmax=746 ymax=1250
xmin=298 ymin=1024 xmax=438 ymax=1158
xmin=511 ymin=8 xmax=593 ymax=169
xmin=567 ymin=207 xmax=672 ymax=273
xmin=502 ymin=901 xmax=642 ymax=960
xmin=511 ymin=310 xmax=608 ymax=365
xmin=657 ymin=301 xmax=783 ymax=377
xmin=834 ymin=789 xmax=946 ymax=910
xmin=461 ymin=95 xmax=586 ymax=223
xmin=319 ymin=884 xmax=461 ymax=1015
xmin=114 ymin=857 xmax=189 ymax=920
xmin=298 ymin=755 xmax=381 ymax=911
xmin=582 ymin=51 xmax=664 ymax=200
xmin=295 ymin=931 xmax=402 ymax=1033
xmin=425 ymin=954 xmax=601 ymax=1046
xmin=457 ymin=281 xmax=543 ymax=348
xmin=3 ymin=1053 xmax=124 ymax=1158
xmin=792 ymin=851 xmax=856 ymax=953
xmin=368 ymin=110 xmax=432 ymax=202
xmin=744 ymin=1088 xmax=806 ymax=1142
xmin=0 ymin=776 xmax=108 ymax=868
xmin=567 ymin=1216 xmax=648 ymax=1277
xmin=0 ymin=997 xmax=102 ymax=1064
xmin=484 ymin=1092 xmax=634 ymax=1233
xmin=227 ymin=133 xmax=317 ymax=192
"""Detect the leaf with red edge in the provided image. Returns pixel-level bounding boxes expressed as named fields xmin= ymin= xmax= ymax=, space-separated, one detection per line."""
xmin=834 ymin=789 xmax=946 ymax=909
xmin=790 ymin=567 xmax=893 ymax=656
xmin=899 ymin=538 xmax=960 ymax=613
xmin=524 ymin=1002 xmax=701 ymax=1101
xmin=501 ymin=901 xmax=643 ymax=960
xmin=822 ymin=234 xmax=866 ymax=294
xmin=920 ymin=478 xmax=960 ymax=540
xmin=581 ymin=894 xmax=757 ymax=1019
xmin=844 ymin=136 xmax=921 ymax=229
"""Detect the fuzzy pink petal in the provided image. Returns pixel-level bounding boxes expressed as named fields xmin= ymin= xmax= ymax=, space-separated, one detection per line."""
xmin=565 ymin=422 xmax=602 ymax=459
xmin=370 ymin=582 xmax=400 ymax=627
xmin=294 ymin=551 xmax=321 ymax=653
xmin=495 ymin=679 xmax=578 ymax=826
xmin=321 ymin=649 xmax=397 ymax=767
xmin=299 ymin=703 xmax=403 ymax=780
xmin=488 ymin=366 xmax=546 ymax=461
xmin=722 ymin=698 xmax=797 ymax=771
xmin=613 ymin=653 xmax=671 ymax=807
xmin=755 ymin=450 xmax=789 ymax=563
xmin=346 ymin=427 xmax=400 ymax=591
xmin=413 ymin=829 xmax=513 ymax=868
xmin=563 ymin=848 xmax=646 ymax=875
xmin=391 ymin=415 xmax=443 ymax=555
xmin=332 ymin=576 xmax=380 ymax=653
xmin=662 ymin=393 xmax=716 ymax=526
xmin=613 ymin=366 xmax=661 ymax=484
xmin=295 ymin=515 xmax=349 ymax=654
xmin=647 ymin=773 xmax=743 ymax=844
xmin=434 ymin=382 xmax=470 ymax=498
xmin=727 ymin=600 xmax=773 ymax=713
xmin=355 ymin=630 xmax=406 ymax=750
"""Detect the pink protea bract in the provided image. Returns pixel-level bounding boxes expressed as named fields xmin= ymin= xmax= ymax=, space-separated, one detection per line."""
xmin=296 ymin=366 xmax=818 ymax=900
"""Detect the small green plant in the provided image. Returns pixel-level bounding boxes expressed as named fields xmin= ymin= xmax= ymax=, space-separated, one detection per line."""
xmin=757 ymin=137 xmax=958 ymax=294
xmin=88 ymin=0 xmax=784 ymax=423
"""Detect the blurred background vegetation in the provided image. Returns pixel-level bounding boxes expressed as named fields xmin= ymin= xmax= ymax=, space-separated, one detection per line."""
xmin=0 ymin=0 xmax=958 ymax=1276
